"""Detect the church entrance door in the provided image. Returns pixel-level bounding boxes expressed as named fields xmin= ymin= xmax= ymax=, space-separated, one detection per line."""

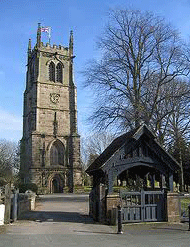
xmin=50 ymin=174 xmax=64 ymax=193
xmin=52 ymin=178 xmax=59 ymax=193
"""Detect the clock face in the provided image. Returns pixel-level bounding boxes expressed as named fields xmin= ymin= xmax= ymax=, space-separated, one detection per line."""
xmin=50 ymin=93 xmax=60 ymax=104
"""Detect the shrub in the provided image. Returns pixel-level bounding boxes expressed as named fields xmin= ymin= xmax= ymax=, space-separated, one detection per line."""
xmin=18 ymin=183 xmax=38 ymax=193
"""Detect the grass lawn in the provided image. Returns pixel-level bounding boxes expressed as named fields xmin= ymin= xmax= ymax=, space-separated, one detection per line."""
xmin=180 ymin=197 xmax=190 ymax=217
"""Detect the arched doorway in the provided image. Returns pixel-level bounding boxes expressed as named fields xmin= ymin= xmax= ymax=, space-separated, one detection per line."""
xmin=52 ymin=178 xmax=59 ymax=193
xmin=49 ymin=174 xmax=64 ymax=193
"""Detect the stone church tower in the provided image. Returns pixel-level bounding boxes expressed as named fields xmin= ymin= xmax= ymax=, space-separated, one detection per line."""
xmin=20 ymin=24 xmax=82 ymax=193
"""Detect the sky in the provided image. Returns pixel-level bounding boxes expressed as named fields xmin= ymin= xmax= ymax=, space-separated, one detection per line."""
xmin=1 ymin=0 xmax=190 ymax=142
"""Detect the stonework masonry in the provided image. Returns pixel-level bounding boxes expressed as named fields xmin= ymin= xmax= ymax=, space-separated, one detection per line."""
xmin=20 ymin=24 xmax=82 ymax=193
xmin=167 ymin=192 xmax=180 ymax=223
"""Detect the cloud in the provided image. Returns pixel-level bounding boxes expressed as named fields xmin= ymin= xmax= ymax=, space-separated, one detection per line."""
xmin=0 ymin=108 xmax=22 ymax=141
xmin=0 ymin=70 xmax=5 ymax=80
xmin=0 ymin=108 xmax=22 ymax=130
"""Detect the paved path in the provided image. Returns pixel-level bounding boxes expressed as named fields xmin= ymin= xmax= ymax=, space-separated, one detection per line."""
xmin=6 ymin=194 xmax=114 ymax=235
xmin=1 ymin=194 xmax=190 ymax=246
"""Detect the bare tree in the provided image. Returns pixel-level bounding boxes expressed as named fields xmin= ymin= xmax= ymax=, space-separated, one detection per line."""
xmin=163 ymin=81 xmax=190 ymax=190
xmin=83 ymin=9 xmax=190 ymax=133
xmin=142 ymin=78 xmax=190 ymax=144
xmin=81 ymin=132 xmax=115 ymax=169
xmin=0 ymin=139 xmax=20 ymax=185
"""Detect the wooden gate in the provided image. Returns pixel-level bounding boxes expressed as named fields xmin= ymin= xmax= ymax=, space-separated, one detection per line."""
xmin=121 ymin=190 xmax=166 ymax=223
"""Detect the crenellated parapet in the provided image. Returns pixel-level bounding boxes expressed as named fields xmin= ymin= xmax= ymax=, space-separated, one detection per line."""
xmin=27 ymin=23 xmax=73 ymax=59
xmin=28 ymin=41 xmax=71 ymax=59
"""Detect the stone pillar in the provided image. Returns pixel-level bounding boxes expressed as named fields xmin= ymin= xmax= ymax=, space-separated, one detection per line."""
xmin=167 ymin=192 xmax=180 ymax=223
xmin=4 ymin=184 xmax=11 ymax=224
xmin=106 ymin=194 xmax=120 ymax=225
xmin=28 ymin=192 xmax=36 ymax=210
xmin=12 ymin=189 xmax=19 ymax=222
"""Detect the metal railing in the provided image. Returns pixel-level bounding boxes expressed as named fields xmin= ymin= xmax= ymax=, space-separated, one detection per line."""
xmin=180 ymin=193 xmax=190 ymax=222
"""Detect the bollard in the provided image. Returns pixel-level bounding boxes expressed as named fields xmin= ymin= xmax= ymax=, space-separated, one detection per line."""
xmin=117 ymin=205 xmax=123 ymax=234
xmin=188 ymin=204 xmax=190 ymax=231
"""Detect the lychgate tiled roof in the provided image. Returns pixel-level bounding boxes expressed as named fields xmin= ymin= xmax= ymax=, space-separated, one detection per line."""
xmin=86 ymin=125 xmax=180 ymax=175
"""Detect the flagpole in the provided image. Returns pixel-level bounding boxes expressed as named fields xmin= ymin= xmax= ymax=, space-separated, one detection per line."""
xmin=41 ymin=26 xmax=51 ymax=44
xmin=48 ymin=27 xmax=51 ymax=45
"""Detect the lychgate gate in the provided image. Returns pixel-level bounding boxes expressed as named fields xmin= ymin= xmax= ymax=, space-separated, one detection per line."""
xmin=121 ymin=190 xmax=166 ymax=223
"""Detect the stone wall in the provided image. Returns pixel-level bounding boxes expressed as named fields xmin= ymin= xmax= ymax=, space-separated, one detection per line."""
xmin=17 ymin=192 xmax=36 ymax=218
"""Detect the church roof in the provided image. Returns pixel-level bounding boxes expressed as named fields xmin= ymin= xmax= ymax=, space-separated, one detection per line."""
xmin=86 ymin=124 xmax=180 ymax=175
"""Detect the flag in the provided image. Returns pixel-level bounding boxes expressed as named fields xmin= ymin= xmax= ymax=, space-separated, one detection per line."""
xmin=41 ymin=27 xmax=51 ymax=33
xmin=41 ymin=26 xmax=51 ymax=43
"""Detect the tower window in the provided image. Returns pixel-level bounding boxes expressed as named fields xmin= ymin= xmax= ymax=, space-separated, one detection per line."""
xmin=50 ymin=140 xmax=64 ymax=166
xmin=56 ymin=63 xmax=63 ymax=83
xmin=49 ymin=62 xmax=55 ymax=82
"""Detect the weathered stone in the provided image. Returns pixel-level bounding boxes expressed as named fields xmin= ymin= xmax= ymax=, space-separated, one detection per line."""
xmin=167 ymin=192 xmax=180 ymax=223
xmin=106 ymin=194 xmax=120 ymax=225
xmin=20 ymin=26 xmax=82 ymax=193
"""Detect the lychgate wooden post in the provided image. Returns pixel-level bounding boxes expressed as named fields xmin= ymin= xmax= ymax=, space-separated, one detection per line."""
xmin=169 ymin=172 xmax=174 ymax=192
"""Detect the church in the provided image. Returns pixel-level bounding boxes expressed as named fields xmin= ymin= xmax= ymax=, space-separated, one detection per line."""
xmin=20 ymin=24 xmax=82 ymax=193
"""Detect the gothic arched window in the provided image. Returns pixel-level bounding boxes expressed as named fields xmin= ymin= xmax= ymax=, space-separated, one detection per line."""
xmin=56 ymin=63 xmax=63 ymax=83
xmin=49 ymin=62 xmax=55 ymax=82
xmin=50 ymin=140 xmax=64 ymax=166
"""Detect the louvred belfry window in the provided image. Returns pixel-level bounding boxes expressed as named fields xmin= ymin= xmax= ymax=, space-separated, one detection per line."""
xmin=56 ymin=63 xmax=63 ymax=83
xmin=49 ymin=62 xmax=55 ymax=82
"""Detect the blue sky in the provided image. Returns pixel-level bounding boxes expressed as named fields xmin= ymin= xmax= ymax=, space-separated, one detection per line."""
xmin=1 ymin=0 xmax=190 ymax=142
